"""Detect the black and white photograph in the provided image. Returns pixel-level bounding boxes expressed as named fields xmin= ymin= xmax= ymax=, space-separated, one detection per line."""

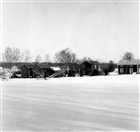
xmin=0 ymin=0 xmax=139 ymax=131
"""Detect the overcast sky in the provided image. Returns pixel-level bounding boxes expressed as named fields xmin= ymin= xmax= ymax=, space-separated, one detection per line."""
xmin=1 ymin=0 xmax=139 ymax=63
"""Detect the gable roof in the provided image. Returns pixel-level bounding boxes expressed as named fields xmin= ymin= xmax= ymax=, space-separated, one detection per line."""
xmin=21 ymin=64 xmax=34 ymax=68
xmin=36 ymin=64 xmax=50 ymax=69
xmin=118 ymin=59 xmax=140 ymax=65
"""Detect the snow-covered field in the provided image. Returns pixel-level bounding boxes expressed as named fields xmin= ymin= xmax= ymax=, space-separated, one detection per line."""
xmin=1 ymin=75 xmax=139 ymax=131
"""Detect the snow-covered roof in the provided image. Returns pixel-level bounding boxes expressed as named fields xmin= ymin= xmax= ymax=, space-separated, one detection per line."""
xmin=118 ymin=59 xmax=140 ymax=65
xmin=22 ymin=64 xmax=34 ymax=68
xmin=37 ymin=64 xmax=49 ymax=69
xmin=51 ymin=67 xmax=61 ymax=71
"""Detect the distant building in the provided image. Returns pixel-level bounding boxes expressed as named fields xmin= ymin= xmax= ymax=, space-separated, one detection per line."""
xmin=82 ymin=61 xmax=101 ymax=76
xmin=21 ymin=64 xmax=35 ymax=78
xmin=20 ymin=64 xmax=60 ymax=78
xmin=82 ymin=61 xmax=92 ymax=75
xmin=117 ymin=59 xmax=140 ymax=74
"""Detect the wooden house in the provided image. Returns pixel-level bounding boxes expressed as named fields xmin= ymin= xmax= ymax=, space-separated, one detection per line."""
xmin=117 ymin=59 xmax=140 ymax=74
xmin=82 ymin=61 xmax=101 ymax=75
xmin=82 ymin=61 xmax=92 ymax=75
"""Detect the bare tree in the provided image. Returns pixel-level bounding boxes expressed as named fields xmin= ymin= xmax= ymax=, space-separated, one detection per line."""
xmin=23 ymin=50 xmax=32 ymax=62
xmin=54 ymin=48 xmax=77 ymax=63
xmin=122 ymin=52 xmax=134 ymax=60
xmin=3 ymin=47 xmax=13 ymax=62
xmin=3 ymin=47 xmax=22 ymax=62
xmin=12 ymin=48 xmax=21 ymax=62
xmin=44 ymin=54 xmax=50 ymax=62
xmin=35 ymin=54 xmax=42 ymax=63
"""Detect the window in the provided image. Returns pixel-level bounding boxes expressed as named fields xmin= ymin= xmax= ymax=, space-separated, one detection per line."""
xmin=120 ymin=68 xmax=124 ymax=73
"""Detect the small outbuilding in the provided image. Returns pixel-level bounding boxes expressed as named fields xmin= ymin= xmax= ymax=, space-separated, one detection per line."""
xmin=117 ymin=59 xmax=140 ymax=74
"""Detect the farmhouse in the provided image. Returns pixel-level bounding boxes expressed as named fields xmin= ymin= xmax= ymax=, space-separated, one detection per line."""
xmin=117 ymin=59 xmax=140 ymax=74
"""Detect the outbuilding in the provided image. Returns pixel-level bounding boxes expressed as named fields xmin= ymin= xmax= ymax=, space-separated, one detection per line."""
xmin=20 ymin=63 xmax=61 ymax=78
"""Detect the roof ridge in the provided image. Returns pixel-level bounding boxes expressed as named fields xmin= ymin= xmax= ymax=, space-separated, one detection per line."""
xmin=118 ymin=59 xmax=140 ymax=65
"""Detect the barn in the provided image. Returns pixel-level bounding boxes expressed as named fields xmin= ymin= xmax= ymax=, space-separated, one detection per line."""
xmin=117 ymin=59 xmax=140 ymax=74
xmin=21 ymin=64 xmax=35 ymax=78
xmin=20 ymin=64 xmax=60 ymax=78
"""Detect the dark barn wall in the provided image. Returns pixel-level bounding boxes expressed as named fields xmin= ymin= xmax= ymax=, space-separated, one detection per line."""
xmin=44 ymin=69 xmax=55 ymax=77
xmin=21 ymin=66 xmax=29 ymax=78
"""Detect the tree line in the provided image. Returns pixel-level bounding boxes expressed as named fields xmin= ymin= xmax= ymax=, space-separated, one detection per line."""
xmin=1 ymin=46 xmax=134 ymax=72
xmin=2 ymin=47 xmax=79 ymax=63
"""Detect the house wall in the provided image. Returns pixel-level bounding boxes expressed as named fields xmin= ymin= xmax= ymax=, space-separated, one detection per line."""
xmin=118 ymin=65 xmax=138 ymax=74
xmin=129 ymin=65 xmax=137 ymax=73
xmin=118 ymin=65 xmax=126 ymax=74
xmin=81 ymin=63 xmax=101 ymax=76
xmin=138 ymin=65 xmax=140 ymax=73
xmin=82 ymin=62 xmax=91 ymax=75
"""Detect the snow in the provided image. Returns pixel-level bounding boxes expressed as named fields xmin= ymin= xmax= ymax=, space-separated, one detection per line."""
xmin=1 ymin=75 xmax=139 ymax=131
xmin=109 ymin=68 xmax=118 ymax=75
xmin=51 ymin=67 xmax=61 ymax=71
xmin=0 ymin=67 xmax=3 ymax=70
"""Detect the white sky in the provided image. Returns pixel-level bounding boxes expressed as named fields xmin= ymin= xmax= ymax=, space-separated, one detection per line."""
xmin=1 ymin=0 xmax=139 ymax=63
